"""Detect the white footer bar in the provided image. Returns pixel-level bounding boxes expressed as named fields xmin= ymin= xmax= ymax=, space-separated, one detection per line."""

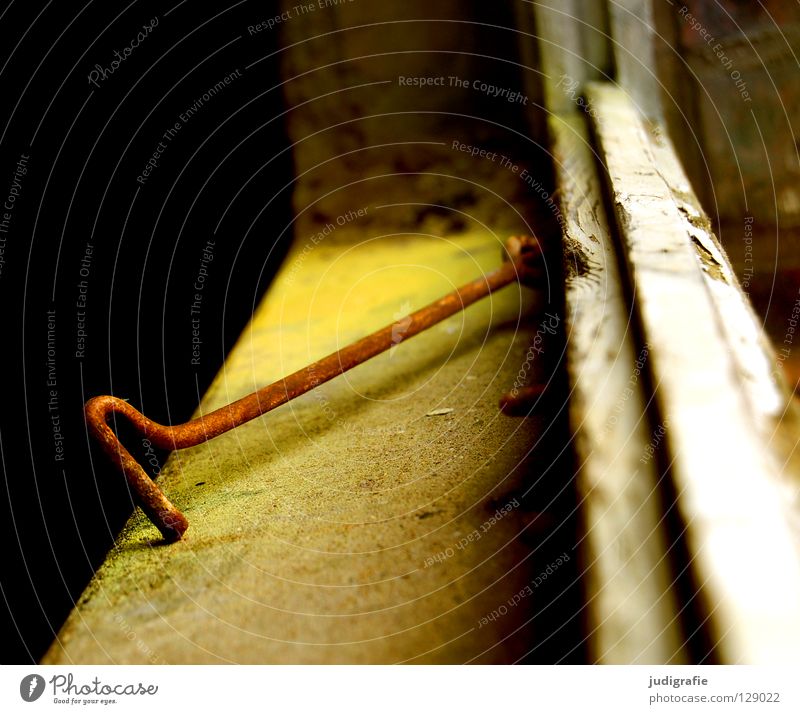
xmin=2 ymin=665 xmax=798 ymax=713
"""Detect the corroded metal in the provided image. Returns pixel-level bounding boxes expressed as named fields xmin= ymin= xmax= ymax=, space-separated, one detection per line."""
xmin=498 ymin=385 xmax=548 ymax=416
xmin=86 ymin=236 xmax=542 ymax=541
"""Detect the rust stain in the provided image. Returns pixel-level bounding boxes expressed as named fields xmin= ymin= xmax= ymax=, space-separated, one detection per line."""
xmin=86 ymin=236 xmax=543 ymax=541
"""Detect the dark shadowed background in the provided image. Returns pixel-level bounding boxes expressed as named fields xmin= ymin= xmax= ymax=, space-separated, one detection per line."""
xmin=0 ymin=0 xmax=293 ymax=662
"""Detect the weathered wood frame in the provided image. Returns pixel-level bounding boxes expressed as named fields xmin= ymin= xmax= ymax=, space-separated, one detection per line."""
xmin=532 ymin=0 xmax=800 ymax=663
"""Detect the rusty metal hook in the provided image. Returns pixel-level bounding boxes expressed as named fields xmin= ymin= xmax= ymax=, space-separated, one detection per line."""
xmin=85 ymin=236 xmax=543 ymax=541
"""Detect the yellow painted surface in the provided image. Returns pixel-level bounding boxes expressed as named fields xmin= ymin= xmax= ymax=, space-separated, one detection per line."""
xmin=44 ymin=231 xmax=564 ymax=664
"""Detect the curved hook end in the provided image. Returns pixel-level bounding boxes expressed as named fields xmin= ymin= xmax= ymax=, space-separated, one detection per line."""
xmin=503 ymin=235 xmax=544 ymax=287
xmin=85 ymin=396 xmax=189 ymax=542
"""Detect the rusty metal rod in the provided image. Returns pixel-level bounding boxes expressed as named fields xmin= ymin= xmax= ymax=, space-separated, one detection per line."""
xmin=86 ymin=236 xmax=542 ymax=541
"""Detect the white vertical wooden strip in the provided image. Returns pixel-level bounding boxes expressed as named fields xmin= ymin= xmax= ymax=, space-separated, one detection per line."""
xmin=532 ymin=0 xmax=689 ymax=663
xmin=587 ymin=81 xmax=800 ymax=663
xmin=550 ymin=114 xmax=689 ymax=663
xmin=646 ymin=127 xmax=799 ymax=438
